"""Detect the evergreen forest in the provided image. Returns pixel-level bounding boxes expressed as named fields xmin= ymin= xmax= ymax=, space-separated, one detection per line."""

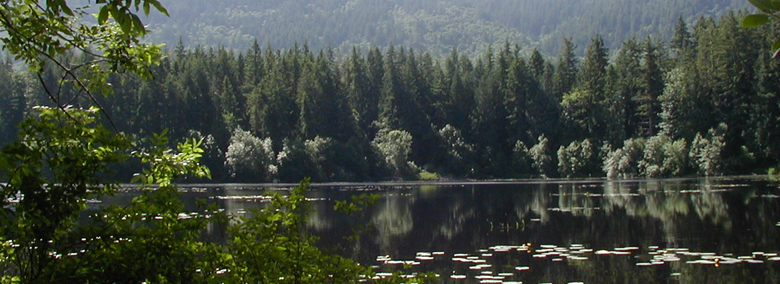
xmin=142 ymin=0 xmax=748 ymax=56
xmin=1 ymin=12 xmax=778 ymax=183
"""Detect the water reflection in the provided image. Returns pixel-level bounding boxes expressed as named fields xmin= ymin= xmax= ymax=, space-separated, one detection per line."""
xmin=305 ymin=177 xmax=780 ymax=283
xmin=102 ymin=177 xmax=780 ymax=283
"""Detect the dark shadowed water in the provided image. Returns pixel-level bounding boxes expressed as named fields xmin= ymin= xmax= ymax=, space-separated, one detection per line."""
xmin=104 ymin=176 xmax=780 ymax=283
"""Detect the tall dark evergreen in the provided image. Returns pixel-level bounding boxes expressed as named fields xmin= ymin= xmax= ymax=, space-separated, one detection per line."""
xmin=552 ymin=38 xmax=579 ymax=100
xmin=244 ymin=40 xmax=265 ymax=90
xmin=578 ymin=36 xmax=609 ymax=98
xmin=505 ymin=56 xmax=535 ymax=146
xmin=611 ymin=38 xmax=643 ymax=142
xmin=670 ymin=16 xmax=693 ymax=58
xmin=560 ymin=37 xmax=610 ymax=141
xmin=378 ymin=45 xmax=403 ymax=128
xmin=254 ymin=49 xmax=300 ymax=149
xmin=470 ymin=46 xmax=513 ymax=177
xmin=752 ymin=43 xmax=780 ymax=163
xmin=695 ymin=13 xmax=759 ymax=169
xmin=636 ymin=38 xmax=665 ymax=137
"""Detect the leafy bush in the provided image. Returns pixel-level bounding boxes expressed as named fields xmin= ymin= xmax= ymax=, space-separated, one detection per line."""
xmin=529 ymin=135 xmax=552 ymax=177
xmin=437 ymin=125 xmax=475 ymax=177
xmin=372 ymin=128 xmax=420 ymax=179
xmin=0 ymin=107 xmax=132 ymax=283
xmin=557 ymin=139 xmax=595 ymax=178
xmin=222 ymin=179 xmax=366 ymax=283
xmin=602 ymin=138 xmax=645 ymax=179
xmin=689 ymin=123 xmax=727 ymax=176
xmin=225 ymin=128 xmax=276 ymax=181
xmin=662 ymin=138 xmax=689 ymax=176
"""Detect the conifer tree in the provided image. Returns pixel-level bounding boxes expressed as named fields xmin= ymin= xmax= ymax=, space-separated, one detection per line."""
xmin=552 ymin=38 xmax=579 ymax=100
xmin=611 ymin=37 xmax=643 ymax=141
xmin=670 ymin=16 xmax=693 ymax=58
xmin=637 ymin=38 xmax=664 ymax=137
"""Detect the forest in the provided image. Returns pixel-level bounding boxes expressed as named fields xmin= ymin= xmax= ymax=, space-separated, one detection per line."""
xmin=0 ymin=12 xmax=778 ymax=183
xmin=142 ymin=0 xmax=748 ymax=56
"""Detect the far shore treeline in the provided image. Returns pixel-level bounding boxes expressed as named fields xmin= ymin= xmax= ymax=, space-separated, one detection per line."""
xmin=1 ymin=12 xmax=778 ymax=182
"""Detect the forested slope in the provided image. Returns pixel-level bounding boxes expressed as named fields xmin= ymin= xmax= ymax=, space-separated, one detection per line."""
xmin=142 ymin=0 xmax=748 ymax=56
xmin=1 ymin=12 xmax=777 ymax=182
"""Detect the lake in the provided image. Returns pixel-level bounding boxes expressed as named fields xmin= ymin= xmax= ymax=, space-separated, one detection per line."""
xmin=105 ymin=176 xmax=780 ymax=283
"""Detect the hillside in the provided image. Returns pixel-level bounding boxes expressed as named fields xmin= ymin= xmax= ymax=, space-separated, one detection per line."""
xmin=143 ymin=0 xmax=749 ymax=56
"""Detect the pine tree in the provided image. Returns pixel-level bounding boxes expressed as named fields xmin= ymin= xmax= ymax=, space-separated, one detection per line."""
xmin=636 ymin=38 xmax=664 ymax=137
xmin=552 ymin=38 xmax=579 ymax=100
xmin=344 ymin=47 xmax=375 ymax=135
xmin=562 ymin=37 xmax=609 ymax=140
xmin=670 ymin=16 xmax=693 ymax=58
xmin=244 ymin=39 xmax=265 ymax=90
xmin=470 ymin=48 xmax=511 ymax=177
xmin=611 ymin=37 xmax=643 ymax=141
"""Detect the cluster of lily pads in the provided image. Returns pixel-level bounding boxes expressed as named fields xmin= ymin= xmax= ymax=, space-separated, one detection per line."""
xmin=372 ymin=242 xmax=780 ymax=283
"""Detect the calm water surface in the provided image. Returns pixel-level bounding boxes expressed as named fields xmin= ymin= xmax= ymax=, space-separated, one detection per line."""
xmin=108 ymin=176 xmax=780 ymax=283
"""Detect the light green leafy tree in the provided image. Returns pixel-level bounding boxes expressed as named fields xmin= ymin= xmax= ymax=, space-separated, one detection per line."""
xmin=529 ymin=135 xmax=552 ymax=177
xmin=690 ymin=123 xmax=727 ymax=176
xmin=372 ymin=128 xmax=420 ymax=179
xmin=225 ymin=128 xmax=276 ymax=181
xmin=557 ymin=139 xmax=595 ymax=178
xmin=437 ymin=124 xmax=475 ymax=177
xmin=0 ymin=107 xmax=130 ymax=283
xmin=511 ymin=140 xmax=533 ymax=177
xmin=602 ymin=138 xmax=646 ymax=179
xmin=639 ymin=134 xmax=688 ymax=178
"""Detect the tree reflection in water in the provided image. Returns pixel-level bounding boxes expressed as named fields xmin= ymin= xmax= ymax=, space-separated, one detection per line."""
xmin=305 ymin=177 xmax=780 ymax=283
xmin=103 ymin=178 xmax=780 ymax=283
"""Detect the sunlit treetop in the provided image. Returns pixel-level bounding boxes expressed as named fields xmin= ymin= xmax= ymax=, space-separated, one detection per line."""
xmin=0 ymin=0 xmax=169 ymax=106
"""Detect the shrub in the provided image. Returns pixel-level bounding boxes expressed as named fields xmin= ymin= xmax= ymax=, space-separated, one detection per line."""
xmin=602 ymin=138 xmax=645 ymax=179
xmin=557 ymin=139 xmax=595 ymax=178
xmin=662 ymin=138 xmax=688 ymax=176
xmin=437 ymin=125 xmax=475 ymax=177
xmin=640 ymin=134 xmax=670 ymax=178
xmin=689 ymin=123 xmax=727 ymax=176
xmin=225 ymin=128 xmax=276 ymax=181
xmin=372 ymin=128 xmax=419 ymax=179
xmin=529 ymin=135 xmax=552 ymax=177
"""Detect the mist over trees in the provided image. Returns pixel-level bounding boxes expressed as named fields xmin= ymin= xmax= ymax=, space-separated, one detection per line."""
xmin=142 ymin=0 xmax=748 ymax=56
xmin=1 ymin=12 xmax=778 ymax=182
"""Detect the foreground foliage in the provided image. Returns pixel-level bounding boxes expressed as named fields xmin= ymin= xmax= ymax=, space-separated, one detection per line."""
xmin=0 ymin=108 xmax=437 ymax=283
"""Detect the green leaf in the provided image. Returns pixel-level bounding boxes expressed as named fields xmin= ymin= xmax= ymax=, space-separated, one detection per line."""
xmin=131 ymin=15 xmax=145 ymax=34
xmin=743 ymin=14 xmax=769 ymax=27
xmin=143 ymin=1 xmax=150 ymax=16
xmin=148 ymin=0 xmax=169 ymax=16
xmin=98 ymin=6 xmax=109 ymax=23
xmin=60 ymin=3 xmax=74 ymax=16
xmin=773 ymin=37 xmax=780 ymax=51
xmin=749 ymin=0 xmax=776 ymax=12
xmin=773 ymin=38 xmax=780 ymax=58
